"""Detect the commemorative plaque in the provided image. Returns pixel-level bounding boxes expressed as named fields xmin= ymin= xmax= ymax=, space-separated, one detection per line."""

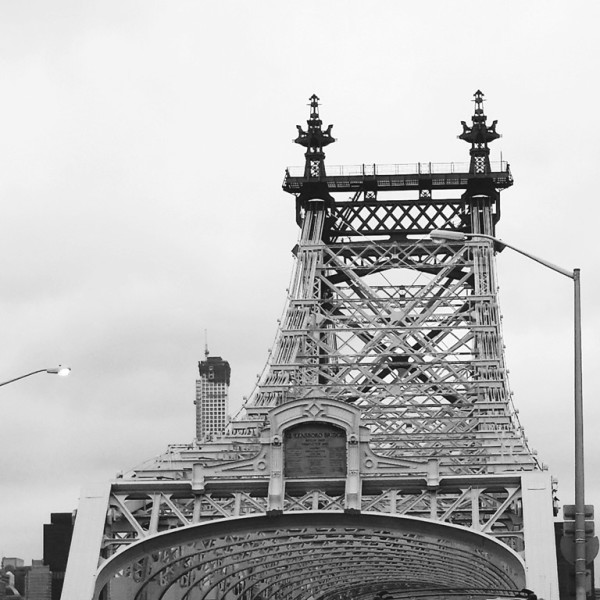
xmin=283 ymin=422 xmax=347 ymax=478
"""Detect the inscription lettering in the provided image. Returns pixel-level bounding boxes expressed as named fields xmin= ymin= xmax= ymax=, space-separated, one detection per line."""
xmin=284 ymin=423 xmax=346 ymax=478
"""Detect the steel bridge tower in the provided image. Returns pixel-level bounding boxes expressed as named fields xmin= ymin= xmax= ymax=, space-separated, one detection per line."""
xmin=243 ymin=91 xmax=535 ymax=475
xmin=62 ymin=93 xmax=560 ymax=600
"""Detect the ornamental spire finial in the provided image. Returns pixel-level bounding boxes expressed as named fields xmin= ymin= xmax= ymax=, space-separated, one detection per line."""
xmin=294 ymin=94 xmax=335 ymax=151
xmin=291 ymin=95 xmax=336 ymax=210
xmin=459 ymin=90 xmax=500 ymax=175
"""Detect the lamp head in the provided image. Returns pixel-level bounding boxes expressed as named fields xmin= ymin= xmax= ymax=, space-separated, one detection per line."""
xmin=429 ymin=229 xmax=468 ymax=242
xmin=46 ymin=366 xmax=71 ymax=376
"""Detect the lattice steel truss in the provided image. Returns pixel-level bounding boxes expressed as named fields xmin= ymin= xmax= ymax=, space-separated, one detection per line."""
xmin=100 ymin=475 xmax=528 ymax=558
xmin=242 ymin=92 xmax=538 ymax=476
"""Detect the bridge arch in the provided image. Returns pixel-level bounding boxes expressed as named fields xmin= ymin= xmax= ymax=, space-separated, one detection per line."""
xmin=94 ymin=511 xmax=526 ymax=600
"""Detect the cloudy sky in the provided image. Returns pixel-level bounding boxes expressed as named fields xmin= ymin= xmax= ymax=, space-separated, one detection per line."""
xmin=1 ymin=0 xmax=600 ymax=567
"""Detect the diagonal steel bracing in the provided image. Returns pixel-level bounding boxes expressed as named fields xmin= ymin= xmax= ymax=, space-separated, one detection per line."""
xmin=244 ymin=210 xmax=536 ymax=474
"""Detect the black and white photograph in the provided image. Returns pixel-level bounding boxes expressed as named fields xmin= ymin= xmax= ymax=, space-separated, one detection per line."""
xmin=1 ymin=2 xmax=599 ymax=600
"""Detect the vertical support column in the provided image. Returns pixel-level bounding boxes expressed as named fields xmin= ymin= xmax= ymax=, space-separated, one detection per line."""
xmin=62 ymin=483 xmax=111 ymax=600
xmin=471 ymin=488 xmax=482 ymax=531
xmin=193 ymin=495 xmax=202 ymax=523
xmin=428 ymin=459 xmax=440 ymax=520
xmin=149 ymin=493 xmax=161 ymax=534
xmin=345 ymin=434 xmax=361 ymax=511
xmin=520 ymin=472 xmax=560 ymax=600
xmin=268 ymin=434 xmax=284 ymax=512
xmin=429 ymin=491 xmax=438 ymax=520
xmin=573 ymin=268 xmax=587 ymax=600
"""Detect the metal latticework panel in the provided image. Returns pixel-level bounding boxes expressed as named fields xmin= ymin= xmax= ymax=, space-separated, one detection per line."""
xmin=244 ymin=209 xmax=536 ymax=474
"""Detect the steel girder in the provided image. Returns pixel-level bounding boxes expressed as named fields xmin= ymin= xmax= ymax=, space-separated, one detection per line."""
xmin=99 ymin=477 xmax=527 ymax=557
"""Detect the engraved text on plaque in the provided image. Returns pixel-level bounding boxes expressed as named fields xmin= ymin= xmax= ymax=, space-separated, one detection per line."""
xmin=284 ymin=423 xmax=347 ymax=478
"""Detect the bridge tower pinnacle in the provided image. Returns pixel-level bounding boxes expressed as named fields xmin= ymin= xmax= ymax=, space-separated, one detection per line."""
xmin=459 ymin=89 xmax=500 ymax=176
xmin=293 ymin=94 xmax=336 ymax=213
xmin=294 ymin=94 xmax=335 ymax=176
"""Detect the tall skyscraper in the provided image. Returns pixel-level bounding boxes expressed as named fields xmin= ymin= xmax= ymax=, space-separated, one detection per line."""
xmin=194 ymin=350 xmax=231 ymax=441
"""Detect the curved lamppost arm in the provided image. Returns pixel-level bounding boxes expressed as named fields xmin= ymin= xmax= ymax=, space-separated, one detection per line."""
xmin=0 ymin=366 xmax=71 ymax=388
xmin=430 ymin=230 xmax=574 ymax=278
xmin=470 ymin=232 xmax=573 ymax=279
xmin=0 ymin=369 xmax=47 ymax=387
xmin=430 ymin=229 xmax=587 ymax=600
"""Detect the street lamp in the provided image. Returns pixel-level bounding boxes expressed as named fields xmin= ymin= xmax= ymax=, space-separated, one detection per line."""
xmin=430 ymin=228 xmax=588 ymax=600
xmin=0 ymin=366 xmax=71 ymax=387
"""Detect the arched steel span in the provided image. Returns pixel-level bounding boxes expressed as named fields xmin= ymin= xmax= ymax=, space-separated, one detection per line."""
xmin=95 ymin=512 xmax=526 ymax=600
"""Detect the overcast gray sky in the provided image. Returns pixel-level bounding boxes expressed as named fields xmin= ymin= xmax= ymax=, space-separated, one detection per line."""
xmin=1 ymin=0 xmax=600 ymax=566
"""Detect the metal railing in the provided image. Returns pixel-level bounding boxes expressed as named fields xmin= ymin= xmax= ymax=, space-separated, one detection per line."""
xmin=285 ymin=161 xmax=510 ymax=178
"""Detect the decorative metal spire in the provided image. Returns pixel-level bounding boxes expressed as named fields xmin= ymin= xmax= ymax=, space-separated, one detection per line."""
xmin=295 ymin=94 xmax=335 ymax=151
xmin=294 ymin=94 xmax=335 ymax=180
xmin=459 ymin=90 xmax=500 ymax=175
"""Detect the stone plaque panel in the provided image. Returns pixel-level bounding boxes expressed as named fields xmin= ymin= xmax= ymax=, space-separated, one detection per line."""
xmin=284 ymin=423 xmax=347 ymax=478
